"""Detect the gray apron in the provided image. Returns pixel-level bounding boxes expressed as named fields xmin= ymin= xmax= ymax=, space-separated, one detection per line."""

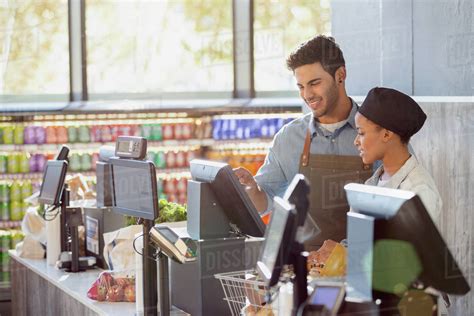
xmin=299 ymin=130 xmax=373 ymax=250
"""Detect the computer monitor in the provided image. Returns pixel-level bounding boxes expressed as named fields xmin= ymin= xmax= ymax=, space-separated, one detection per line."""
xmin=256 ymin=197 xmax=297 ymax=287
xmin=189 ymin=159 xmax=265 ymax=237
xmin=283 ymin=174 xmax=319 ymax=244
xmin=38 ymin=160 xmax=68 ymax=205
xmin=344 ymin=183 xmax=470 ymax=297
xmin=110 ymin=158 xmax=159 ymax=220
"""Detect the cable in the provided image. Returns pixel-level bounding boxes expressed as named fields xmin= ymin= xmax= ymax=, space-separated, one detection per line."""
xmin=41 ymin=204 xmax=61 ymax=221
xmin=132 ymin=233 xmax=160 ymax=262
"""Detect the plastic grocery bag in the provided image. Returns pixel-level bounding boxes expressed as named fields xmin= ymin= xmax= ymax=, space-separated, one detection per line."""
xmin=21 ymin=206 xmax=46 ymax=244
xmin=16 ymin=235 xmax=45 ymax=259
xmin=16 ymin=207 xmax=46 ymax=259
xmin=103 ymin=225 xmax=142 ymax=271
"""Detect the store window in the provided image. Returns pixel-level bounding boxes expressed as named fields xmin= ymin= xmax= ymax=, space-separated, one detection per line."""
xmin=253 ymin=0 xmax=331 ymax=96
xmin=0 ymin=1 xmax=70 ymax=102
xmin=86 ymin=0 xmax=233 ymax=100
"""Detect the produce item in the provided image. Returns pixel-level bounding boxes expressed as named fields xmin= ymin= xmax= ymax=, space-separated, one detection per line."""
xmin=307 ymin=239 xmax=347 ymax=277
xmin=87 ymin=271 xmax=135 ymax=302
xmin=319 ymin=243 xmax=347 ymax=277
xmin=156 ymin=199 xmax=187 ymax=223
xmin=97 ymin=285 xmax=107 ymax=301
xmin=123 ymin=284 xmax=136 ymax=302
xmin=107 ymin=285 xmax=124 ymax=302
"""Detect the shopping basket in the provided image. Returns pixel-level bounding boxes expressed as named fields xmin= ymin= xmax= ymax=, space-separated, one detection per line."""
xmin=215 ymin=269 xmax=279 ymax=316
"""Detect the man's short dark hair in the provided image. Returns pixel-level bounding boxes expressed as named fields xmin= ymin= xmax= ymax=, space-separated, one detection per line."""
xmin=286 ymin=35 xmax=345 ymax=78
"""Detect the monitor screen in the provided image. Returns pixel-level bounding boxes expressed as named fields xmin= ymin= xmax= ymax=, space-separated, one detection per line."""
xmin=38 ymin=160 xmax=68 ymax=205
xmin=345 ymin=183 xmax=470 ymax=296
xmin=309 ymin=285 xmax=344 ymax=312
xmin=110 ymin=158 xmax=159 ymax=220
xmin=256 ymin=197 xmax=296 ymax=287
xmin=283 ymin=174 xmax=319 ymax=244
xmin=190 ymin=159 xmax=265 ymax=237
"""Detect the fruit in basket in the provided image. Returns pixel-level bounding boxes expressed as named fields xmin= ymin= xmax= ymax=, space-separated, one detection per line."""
xmin=107 ymin=285 xmax=124 ymax=302
xmin=123 ymin=284 xmax=136 ymax=302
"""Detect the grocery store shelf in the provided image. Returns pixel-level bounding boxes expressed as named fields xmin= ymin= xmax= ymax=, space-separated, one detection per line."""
xmin=0 ymin=169 xmax=191 ymax=181
xmin=0 ymin=138 xmax=273 ymax=152
xmin=0 ymin=173 xmax=44 ymax=180
xmin=0 ymin=222 xmax=21 ymax=229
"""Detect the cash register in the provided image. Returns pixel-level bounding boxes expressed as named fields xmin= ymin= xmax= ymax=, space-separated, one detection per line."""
xmin=323 ymin=183 xmax=471 ymax=315
xmin=170 ymin=159 xmax=266 ymax=316
xmin=38 ymin=147 xmax=96 ymax=271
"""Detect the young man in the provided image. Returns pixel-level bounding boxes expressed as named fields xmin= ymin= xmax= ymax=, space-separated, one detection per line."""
xmin=234 ymin=35 xmax=373 ymax=248
xmin=354 ymin=87 xmax=442 ymax=223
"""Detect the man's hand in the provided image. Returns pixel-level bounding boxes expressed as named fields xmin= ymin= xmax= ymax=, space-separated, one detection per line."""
xmin=234 ymin=167 xmax=258 ymax=189
xmin=233 ymin=167 xmax=268 ymax=213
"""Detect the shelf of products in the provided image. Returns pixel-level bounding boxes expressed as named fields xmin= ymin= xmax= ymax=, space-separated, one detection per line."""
xmin=0 ymin=107 xmax=301 ymax=267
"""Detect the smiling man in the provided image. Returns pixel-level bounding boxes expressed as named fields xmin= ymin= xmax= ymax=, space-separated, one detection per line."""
xmin=234 ymin=35 xmax=373 ymax=248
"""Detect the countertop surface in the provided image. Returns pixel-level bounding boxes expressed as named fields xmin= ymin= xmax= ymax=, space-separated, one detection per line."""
xmin=9 ymin=250 xmax=187 ymax=316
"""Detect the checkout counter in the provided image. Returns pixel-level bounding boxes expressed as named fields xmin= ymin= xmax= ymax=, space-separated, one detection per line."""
xmin=9 ymin=137 xmax=471 ymax=316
